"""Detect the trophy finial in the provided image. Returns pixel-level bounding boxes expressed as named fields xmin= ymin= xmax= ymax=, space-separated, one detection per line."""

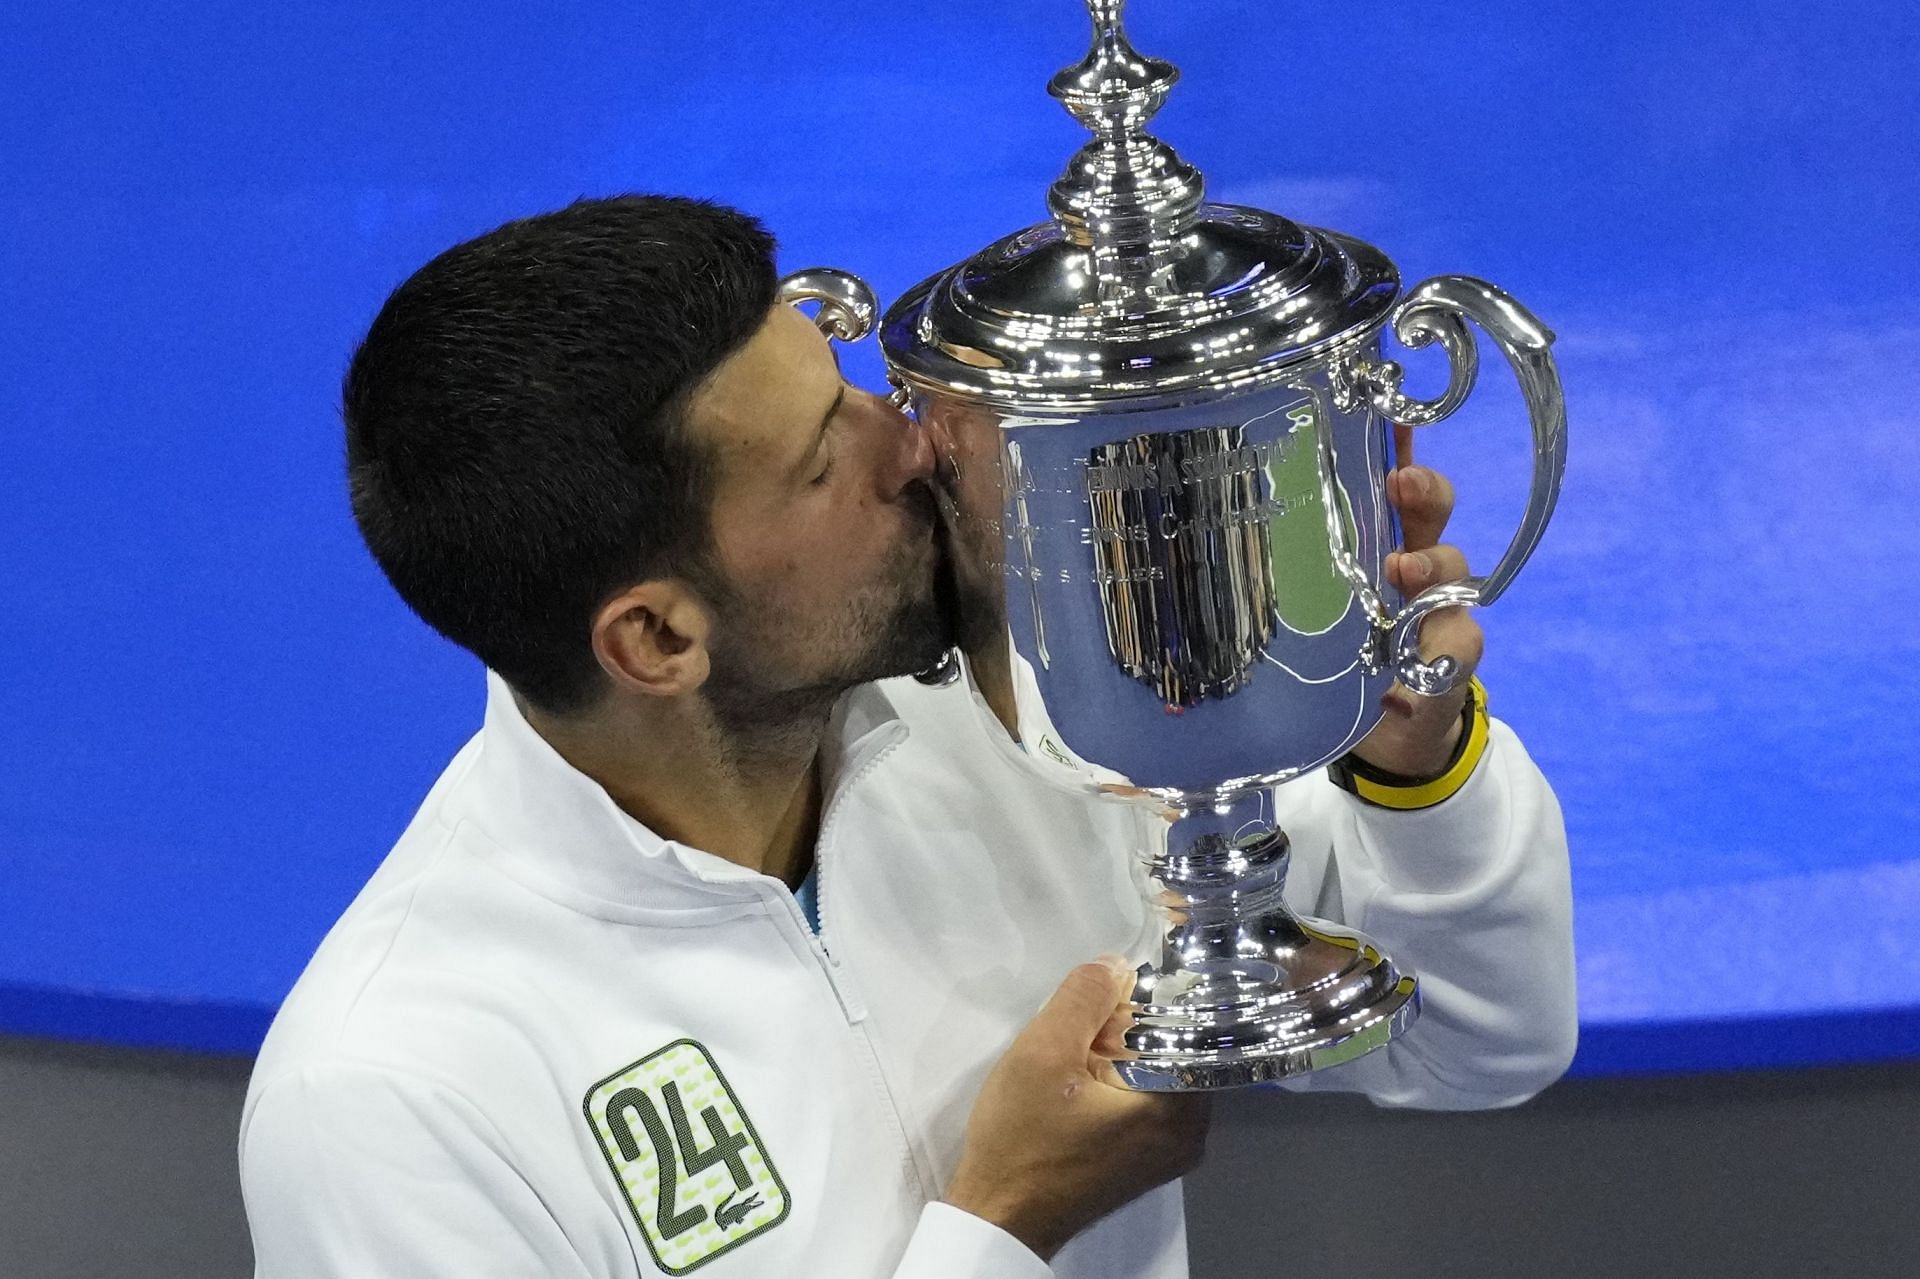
xmin=1047 ymin=0 xmax=1175 ymax=138
xmin=1047 ymin=0 xmax=1205 ymax=282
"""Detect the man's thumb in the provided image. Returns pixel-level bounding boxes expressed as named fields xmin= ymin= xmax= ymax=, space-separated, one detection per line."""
xmin=1028 ymin=958 xmax=1134 ymax=1052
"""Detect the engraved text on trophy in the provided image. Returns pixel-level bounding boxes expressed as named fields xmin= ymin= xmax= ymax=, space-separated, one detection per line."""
xmin=1083 ymin=401 xmax=1358 ymax=707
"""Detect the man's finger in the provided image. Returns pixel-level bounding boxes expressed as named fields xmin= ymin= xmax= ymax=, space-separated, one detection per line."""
xmin=1092 ymin=1005 xmax=1137 ymax=1061
xmin=1086 ymin=1052 xmax=1129 ymax=1089
xmin=1394 ymin=422 xmax=1416 ymax=470
xmin=1387 ymin=544 xmax=1471 ymax=597
xmin=1388 ymin=465 xmax=1456 ymax=552
xmin=1380 ymin=607 xmax=1481 ymax=726
xmin=1412 ymin=607 xmax=1485 ymax=679
xmin=1027 ymin=960 xmax=1135 ymax=1059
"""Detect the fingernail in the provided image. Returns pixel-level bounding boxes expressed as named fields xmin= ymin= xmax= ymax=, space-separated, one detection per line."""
xmin=1404 ymin=466 xmax=1428 ymax=497
xmin=1096 ymin=953 xmax=1135 ymax=982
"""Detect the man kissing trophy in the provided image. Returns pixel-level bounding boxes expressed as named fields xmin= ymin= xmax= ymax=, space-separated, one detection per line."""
xmin=780 ymin=0 xmax=1566 ymax=1091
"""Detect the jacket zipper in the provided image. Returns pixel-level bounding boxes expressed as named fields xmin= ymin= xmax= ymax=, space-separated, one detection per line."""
xmin=770 ymin=731 xmax=933 ymax=1199
xmin=812 ymin=731 xmax=903 ymax=971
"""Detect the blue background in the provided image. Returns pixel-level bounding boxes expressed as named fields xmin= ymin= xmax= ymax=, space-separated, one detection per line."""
xmin=2 ymin=0 xmax=1914 ymax=1073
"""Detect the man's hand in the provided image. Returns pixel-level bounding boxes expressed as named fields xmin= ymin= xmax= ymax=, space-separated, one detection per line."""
xmin=943 ymin=960 xmax=1212 ymax=1261
xmin=1349 ymin=426 xmax=1484 ymax=780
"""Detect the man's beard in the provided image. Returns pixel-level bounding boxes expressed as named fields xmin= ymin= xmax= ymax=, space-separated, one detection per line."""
xmin=698 ymin=480 xmax=992 ymax=752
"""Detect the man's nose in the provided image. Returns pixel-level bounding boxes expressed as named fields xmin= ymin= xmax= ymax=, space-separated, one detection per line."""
xmin=871 ymin=389 xmax=937 ymax=496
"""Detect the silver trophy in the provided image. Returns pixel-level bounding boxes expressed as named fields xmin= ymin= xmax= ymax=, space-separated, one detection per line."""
xmin=782 ymin=0 xmax=1565 ymax=1090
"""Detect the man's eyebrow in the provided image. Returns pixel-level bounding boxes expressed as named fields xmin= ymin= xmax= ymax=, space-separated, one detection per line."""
xmin=796 ymin=383 xmax=846 ymax=473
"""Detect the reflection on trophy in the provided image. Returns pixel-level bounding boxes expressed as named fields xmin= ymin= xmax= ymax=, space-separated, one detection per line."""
xmin=793 ymin=0 xmax=1567 ymax=1090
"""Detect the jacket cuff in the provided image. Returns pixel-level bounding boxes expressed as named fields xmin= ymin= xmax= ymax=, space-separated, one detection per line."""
xmin=1343 ymin=719 xmax=1519 ymax=897
xmin=893 ymin=1203 xmax=1052 ymax=1279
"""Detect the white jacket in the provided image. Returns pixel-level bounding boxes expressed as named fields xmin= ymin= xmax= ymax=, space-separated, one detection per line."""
xmin=240 ymin=663 xmax=1575 ymax=1278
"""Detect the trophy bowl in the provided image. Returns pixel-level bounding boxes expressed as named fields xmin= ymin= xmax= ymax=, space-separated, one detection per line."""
xmin=784 ymin=0 xmax=1566 ymax=1090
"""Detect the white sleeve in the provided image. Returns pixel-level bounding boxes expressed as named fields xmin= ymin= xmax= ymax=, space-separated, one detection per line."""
xmin=1275 ymin=719 xmax=1578 ymax=1109
xmin=240 ymin=1061 xmax=595 ymax=1279
xmin=892 ymin=1203 xmax=1054 ymax=1279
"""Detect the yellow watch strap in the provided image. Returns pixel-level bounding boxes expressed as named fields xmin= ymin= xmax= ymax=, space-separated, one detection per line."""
xmin=1345 ymin=677 xmax=1491 ymax=812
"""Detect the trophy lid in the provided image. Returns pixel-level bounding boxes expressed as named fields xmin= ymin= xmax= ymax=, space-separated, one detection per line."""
xmin=880 ymin=0 xmax=1401 ymax=411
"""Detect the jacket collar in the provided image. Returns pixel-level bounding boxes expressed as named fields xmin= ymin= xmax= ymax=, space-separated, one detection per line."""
xmin=451 ymin=671 xmax=908 ymax=913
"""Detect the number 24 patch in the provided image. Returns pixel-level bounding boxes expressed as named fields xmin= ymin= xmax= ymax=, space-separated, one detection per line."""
xmin=584 ymin=1040 xmax=791 ymax=1274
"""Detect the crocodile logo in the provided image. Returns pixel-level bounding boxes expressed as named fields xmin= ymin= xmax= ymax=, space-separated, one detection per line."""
xmin=715 ymin=1189 xmax=765 ymax=1231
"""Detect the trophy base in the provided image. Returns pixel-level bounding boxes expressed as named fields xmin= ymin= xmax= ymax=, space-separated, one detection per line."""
xmin=1114 ymin=824 xmax=1421 ymax=1092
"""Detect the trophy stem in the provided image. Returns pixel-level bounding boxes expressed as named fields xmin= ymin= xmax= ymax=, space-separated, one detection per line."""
xmin=1117 ymin=795 xmax=1421 ymax=1092
xmin=1151 ymin=809 xmax=1294 ymax=924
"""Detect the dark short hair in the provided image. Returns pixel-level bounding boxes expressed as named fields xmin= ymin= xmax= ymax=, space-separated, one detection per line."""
xmin=343 ymin=195 xmax=778 ymax=715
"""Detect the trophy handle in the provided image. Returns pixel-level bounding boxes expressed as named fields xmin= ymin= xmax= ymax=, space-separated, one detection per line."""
xmin=778 ymin=268 xmax=915 ymax=411
xmin=777 ymin=267 xmax=878 ymax=342
xmin=1351 ymin=275 xmax=1567 ymax=696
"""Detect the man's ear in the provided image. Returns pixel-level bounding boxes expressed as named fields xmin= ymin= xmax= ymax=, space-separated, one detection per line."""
xmin=591 ymin=581 xmax=713 ymax=698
